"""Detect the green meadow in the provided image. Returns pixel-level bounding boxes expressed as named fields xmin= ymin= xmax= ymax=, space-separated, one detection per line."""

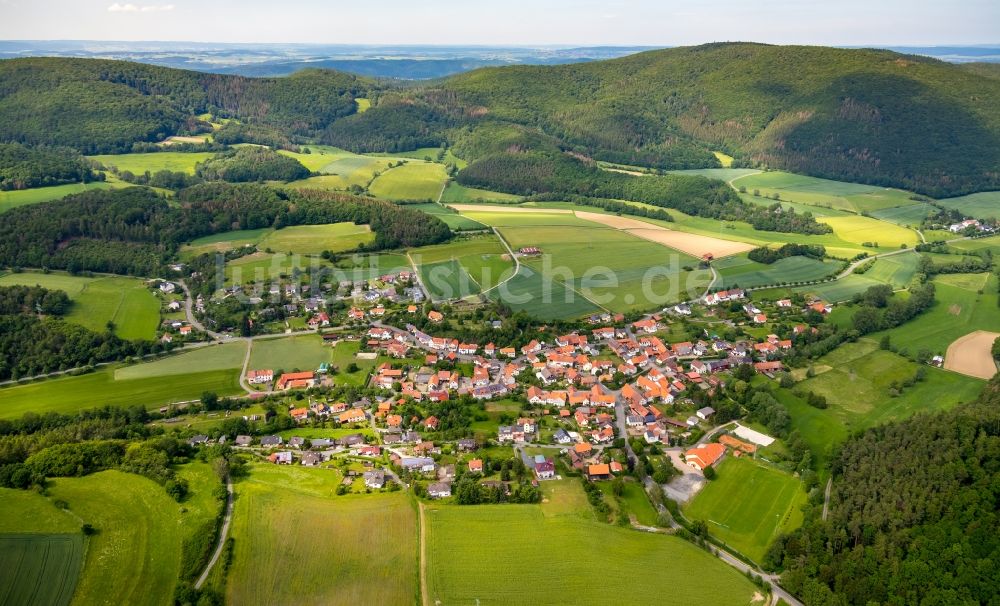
xmin=486 ymin=265 xmax=602 ymax=320
xmin=714 ymin=254 xmax=840 ymax=289
xmin=115 ymin=341 xmax=248 ymax=380
xmin=733 ymin=171 xmax=925 ymax=214
xmin=684 ymin=457 xmax=806 ymax=563
xmin=368 ymin=161 xmax=449 ymax=201
xmin=88 ymin=152 xmax=216 ymax=175
xmin=249 ymin=335 xmax=329 ymax=373
xmin=184 ymin=222 xmax=372 ymax=259
xmin=0 ymin=181 xmax=119 ymax=213
xmin=0 ymin=272 xmax=160 ymax=340
xmin=439 ymin=181 xmax=522 ymax=203
xmin=226 ymin=464 xmax=416 ymax=606
xmin=936 ymin=191 xmax=1000 ymax=221
xmin=407 ymin=202 xmax=488 ymax=231
xmin=425 ymin=479 xmax=758 ymax=606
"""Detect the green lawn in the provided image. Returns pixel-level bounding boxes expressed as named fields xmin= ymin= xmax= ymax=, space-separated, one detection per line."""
xmin=0 ymin=181 xmax=120 ymax=213
xmin=0 ymin=366 xmax=242 ymax=419
xmin=684 ymin=457 xmax=806 ymax=563
xmin=368 ymin=162 xmax=448 ymax=201
xmin=88 ymin=152 xmax=216 ymax=175
xmin=0 ymin=272 xmax=160 ymax=340
xmin=329 ymin=340 xmax=380 ymax=386
xmin=258 ymin=223 xmax=373 ymax=255
xmin=425 ymin=479 xmax=758 ymax=605
xmin=226 ymin=464 xmax=416 ymax=606
xmin=249 ymin=335 xmax=328 ymax=373
xmin=0 ymin=534 xmax=82 ymax=606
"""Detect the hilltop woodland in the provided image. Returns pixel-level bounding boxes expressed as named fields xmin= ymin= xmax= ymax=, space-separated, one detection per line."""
xmin=194 ymin=146 xmax=311 ymax=183
xmin=766 ymin=377 xmax=1000 ymax=606
xmin=0 ymin=142 xmax=100 ymax=190
xmin=0 ymin=285 xmax=165 ymax=381
xmin=0 ymin=184 xmax=451 ymax=276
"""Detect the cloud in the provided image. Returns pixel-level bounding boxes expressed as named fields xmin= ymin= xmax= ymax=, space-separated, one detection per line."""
xmin=107 ymin=3 xmax=174 ymax=12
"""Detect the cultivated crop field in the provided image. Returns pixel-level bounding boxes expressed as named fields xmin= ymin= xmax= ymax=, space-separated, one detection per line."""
xmin=0 ymin=366 xmax=242 ymax=419
xmin=714 ymin=254 xmax=839 ymax=289
xmin=368 ymin=161 xmax=449 ymax=200
xmin=226 ymin=465 xmax=417 ymax=606
xmin=0 ymin=181 xmax=119 ymax=213
xmin=944 ymin=330 xmax=1000 ymax=379
xmin=937 ymin=191 xmax=1000 ymax=221
xmin=0 ymin=272 xmax=160 ymax=340
xmin=425 ymin=479 xmax=758 ymax=605
xmin=860 ymin=252 xmax=920 ymax=288
xmin=683 ymin=457 xmax=806 ymax=563
xmin=413 ymin=235 xmax=515 ymax=299
xmin=249 ymin=335 xmax=329 ymax=373
xmin=817 ymin=215 xmax=918 ymax=248
xmin=0 ymin=534 xmax=82 ymax=606
xmin=486 ymin=265 xmax=602 ymax=320
xmin=733 ymin=171 xmax=926 ymax=214
xmin=407 ymin=203 xmax=487 ymax=231
xmin=88 ymin=152 xmax=216 ymax=175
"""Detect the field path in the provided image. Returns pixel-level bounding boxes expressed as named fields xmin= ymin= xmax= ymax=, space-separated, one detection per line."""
xmin=239 ymin=339 xmax=254 ymax=392
xmin=195 ymin=476 xmax=235 ymax=590
xmin=418 ymin=501 xmax=430 ymax=606
xmin=479 ymin=227 xmax=521 ymax=296
xmin=944 ymin=330 xmax=1000 ymax=379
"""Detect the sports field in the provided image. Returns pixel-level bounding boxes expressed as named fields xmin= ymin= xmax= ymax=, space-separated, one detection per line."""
xmin=368 ymin=162 xmax=448 ymax=201
xmin=0 ymin=534 xmax=82 ymax=606
xmin=936 ymin=191 xmax=1000 ymax=221
xmin=684 ymin=457 xmax=806 ymax=563
xmin=0 ymin=181 xmax=119 ymax=213
xmin=227 ymin=464 xmax=417 ymax=606
xmin=0 ymin=365 xmax=242 ymax=419
xmin=714 ymin=254 xmax=839 ymax=289
xmin=425 ymin=479 xmax=757 ymax=605
xmin=0 ymin=272 xmax=160 ymax=340
xmin=249 ymin=335 xmax=328 ymax=373
xmin=88 ymin=152 xmax=216 ymax=175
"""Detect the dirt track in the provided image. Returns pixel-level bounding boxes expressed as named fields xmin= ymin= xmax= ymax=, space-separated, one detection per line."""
xmin=944 ymin=330 xmax=999 ymax=379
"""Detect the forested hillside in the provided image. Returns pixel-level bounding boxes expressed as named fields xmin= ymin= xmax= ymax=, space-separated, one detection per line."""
xmin=0 ymin=58 xmax=366 ymax=153
xmin=767 ymin=377 xmax=1000 ymax=605
xmin=194 ymin=147 xmax=311 ymax=182
xmin=436 ymin=43 xmax=1000 ymax=196
xmin=0 ymin=184 xmax=450 ymax=275
xmin=0 ymin=142 xmax=99 ymax=190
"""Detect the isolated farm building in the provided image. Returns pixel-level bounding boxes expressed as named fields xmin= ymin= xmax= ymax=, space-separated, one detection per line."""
xmin=518 ymin=247 xmax=541 ymax=256
xmin=428 ymin=482 xmax=452 ymax=499
xmin=684 ymin=443 xmax=726 ymax=471
xmin=247 ymin=369 xmax=273 ymax=384
xmin=364 ymin=470 xmax=386 ymax=489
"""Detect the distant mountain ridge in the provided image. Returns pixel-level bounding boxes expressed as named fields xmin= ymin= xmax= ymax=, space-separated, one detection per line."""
xmin=1 ymin=43 xmax=999 ymax=196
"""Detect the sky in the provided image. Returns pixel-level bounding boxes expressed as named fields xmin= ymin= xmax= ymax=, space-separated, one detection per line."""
xmin=0 ymin=0 xmax=997 ymax=46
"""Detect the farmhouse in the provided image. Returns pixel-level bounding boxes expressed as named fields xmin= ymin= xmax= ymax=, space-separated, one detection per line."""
xmin=276 ymin=371 xmax=316 ymax=390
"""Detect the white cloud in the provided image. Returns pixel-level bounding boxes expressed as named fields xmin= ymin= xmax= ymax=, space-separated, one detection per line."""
xmin=107 ymin=3 xmax=174 ymax=12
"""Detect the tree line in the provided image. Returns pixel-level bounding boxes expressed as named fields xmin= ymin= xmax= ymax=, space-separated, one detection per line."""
xmin=0 ymin=142 xmax=100 ymax=190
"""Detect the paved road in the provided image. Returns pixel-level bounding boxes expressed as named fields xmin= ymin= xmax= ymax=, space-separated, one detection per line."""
xmin=179 ymin=280 xmax=223 ymax=340
xmin=194 ymin=475 xmax=234 ymax=590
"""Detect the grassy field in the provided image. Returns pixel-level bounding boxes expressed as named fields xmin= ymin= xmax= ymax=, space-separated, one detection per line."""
xmin=0 ymin=272 xmax=160 ymax=340
xmin=38 ymin=467 xmax=220 ymax=606
xmin=329 ymin=340 xmax=380 ymax=386
xmin=224 ymin=252 xmax=320 ymax=285
xmin=249 ymin=335 xmax=328 ymax=373
xmin=860 ymin=252 xmax=921 ymax=288
xmin=817 ymin=215 xmax=918 ymax=248
xmin=227 ymin=464 xmax=416 ymax=606
xmin=368 ymin=162 xmax=448 ymax=201
xmin=407 ymin=203 xmax=488 ymax=231
xmin=0 ymin=534 xmax=82 ymax=606
xmin=88 ymin=152 xmax=216 ymax=175
xmin=949 ymin=235 xmax=1000 ymax=255
xmin=792 ymin=274 xmax=884 ymax=302
xmin=0 ymin=366 xmax=242 ymax=419
xmin=412 ymin=235 xmax=515 ymax=299
xmin=684 ymin=457 xmax=806 ymax=563
xmin=329 ymin=252 xmax=412 ymax=281
xmin=115 ymin=341 xmax=247 ymax=380
xmin=733 ymin=171 xmax=925 ymax=214
xmin=937 ymin=191 xmax=1000 ymax=221
xmin=439 ymin=181 xmax=522 ymax=203
xmin=714 ymin=254 xmax=840 ymax=289
xmin=869 ymin=203 xmax=935 ymax=226
xmin=425 ymin=479 xmax=758 ymax=605
xmin=486 ymin=265 xmax=602 ymax=320
xmin=794 ymin=339 xmax=984 ymax=439
xmin=180 ymin=228 xmax=272 ymax=258
xmin=870 ymin=273 xmax=1000 ymax=355
xmin=498 ymin=222 xmax=709 ymax=313
xmin=0 ymin=181 xmax=119 ymax=213
xmin=259 ymin=223 xmax=373 ymax=255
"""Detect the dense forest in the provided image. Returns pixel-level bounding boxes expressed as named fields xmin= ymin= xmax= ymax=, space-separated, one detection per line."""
xmin=0 ymin=285 xmax=157 ymax=381
xmin=0 ymin=185 xmax=451 ymax=275
xmin=0 ymin=142 xmax=99 ymax=190
xmin=748 ymin=243 xmax=827 ymax=264
xmin=767 ymin=376 xmax=1000 ymax=605
xmin=194 ymin=146 xmax=311 ymax=182
xmin=457 ymin=151 xmax=831 ymax=234
xmin=0 ymin=58 xmax=365 ymax=153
